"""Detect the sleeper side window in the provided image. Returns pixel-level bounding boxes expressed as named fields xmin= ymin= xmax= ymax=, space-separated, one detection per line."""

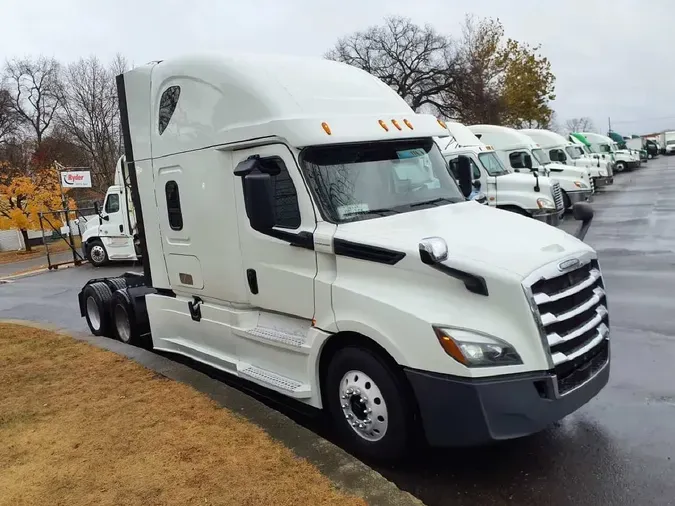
xmin=105 ymin=193 xmax=120 ymax=214
xmin=165 ymin=181 xmax=183 ymax=230
xmin=158 ymin=86 xmax=181 ymax=135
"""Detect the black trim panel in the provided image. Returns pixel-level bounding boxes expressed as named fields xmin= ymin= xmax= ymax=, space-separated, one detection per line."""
xmin=433 ymin=263 xmax=489 ymax=296
xmin=116 ymin=73 xmax=152 ymax=286
xmin=266 ymin=229 xmax=314 ymax=249
xmin=333 ymin=239 xmax=405 ymax=265
xmin=419 ymin=249 xmax=488 ymax=296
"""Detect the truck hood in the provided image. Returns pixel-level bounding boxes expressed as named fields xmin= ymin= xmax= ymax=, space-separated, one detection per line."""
xmin=546 ymin=162 xmax=588 ymax=177
xmin=498 ymin=171 xmax=554 ymax=194
xmin=334 ymin=201 xmax=591 ymax=279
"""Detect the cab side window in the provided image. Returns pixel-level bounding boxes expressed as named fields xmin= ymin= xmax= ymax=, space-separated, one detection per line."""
xmin=105 ymin=193 xmax=120 ymax=214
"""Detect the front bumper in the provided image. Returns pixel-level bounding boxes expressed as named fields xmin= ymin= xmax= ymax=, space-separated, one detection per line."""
xmin=405 ymin=340 xmax=610 ymax=447
xmin=593 ymin=176 xmax=613 ymax=188
xmin=626 ymin=160 xmax=641 ymax=169
xmin=531 ymin=209 xmax=562 ymax=227
xmin=567 ymin=189 xmax=592 ymax=205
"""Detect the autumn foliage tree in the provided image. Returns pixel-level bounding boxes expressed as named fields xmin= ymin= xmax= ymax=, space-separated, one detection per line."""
xmin=0 ymin=162 xmax=73 ymax=251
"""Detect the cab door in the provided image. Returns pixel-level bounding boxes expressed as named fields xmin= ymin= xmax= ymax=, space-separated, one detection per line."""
xmin=99 ymin=187 xmax=136 ymax=260
xmin=233 ymin=144 xmax=318 ymax=320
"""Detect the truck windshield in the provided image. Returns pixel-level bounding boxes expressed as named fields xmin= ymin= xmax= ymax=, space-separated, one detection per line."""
xmin=300 ymin=139 xmax=465 ymax=223
xmin=478 ymin=151 xmax=509 ymax=175
xmin=531 ymin=148 xmax=551 ymax=165
xmin=597 ymin=144 xmax=612 ymax=153
xmin=667 ymin=140 xmax=675 ymax=146
xmin=565 ymin=146 xmax=583 ymax=159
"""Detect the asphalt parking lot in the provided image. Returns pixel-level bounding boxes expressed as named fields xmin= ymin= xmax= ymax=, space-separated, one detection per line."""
xmin=2 ymin=156 xmax=674 ymax=506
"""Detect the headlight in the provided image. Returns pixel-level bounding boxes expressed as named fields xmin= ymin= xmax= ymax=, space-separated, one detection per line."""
xmin=573 ymin=181 xmax=589 ymax=189
xmin=433 ymin=327 xmax=522 ymax=367
xmin=537 ymin=197 xmax=554 ymax=209
xmin=599 ymin=170 xmax=607 ymax=177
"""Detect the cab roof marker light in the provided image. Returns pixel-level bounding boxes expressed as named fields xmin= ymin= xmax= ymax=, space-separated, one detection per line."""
xmin=391 ymin=119 xmax=402 ymax=131
xmin=379 ymin=120 xmax=389 ymax=132
xmin=403 ymin=119 xmax=414 ymax=130
xmin=321 ymin=122 xmax=332 ymax=135
xmin=437 ymin=118 xmax=447 ymax=129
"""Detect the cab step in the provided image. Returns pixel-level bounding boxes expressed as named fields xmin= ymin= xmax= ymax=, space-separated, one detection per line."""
xmin=238 ymin=363 xmax=311 ymax=398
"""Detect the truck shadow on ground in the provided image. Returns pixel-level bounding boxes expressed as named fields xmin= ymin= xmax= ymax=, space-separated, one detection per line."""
xmin=159 ymin=351 xmax=628 ymax=506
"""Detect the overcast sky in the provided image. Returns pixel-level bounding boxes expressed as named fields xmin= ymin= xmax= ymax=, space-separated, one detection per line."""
xmin=3 ymin=0 xmax=674 ymax=135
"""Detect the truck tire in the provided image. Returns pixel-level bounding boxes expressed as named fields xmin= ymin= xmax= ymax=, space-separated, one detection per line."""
xmin=325 ymin=346 xmax=414 ymax=461
xmin=111 ymin=288 xmax=141 ymax=346
xmin=562 ymin=190 xmax=571 ymax=210
xmin=87 ymin=239 xmax=109 ymax=267
xmin=107 ymin=277 xmax=126 ymax=293
xmin=615 ymin=161 xmax=626 ymax=173
xmin=83 ymin=282 xmax=113 ymax=337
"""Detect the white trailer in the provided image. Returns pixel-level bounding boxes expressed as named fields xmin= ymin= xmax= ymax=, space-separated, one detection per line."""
xmin=438 ymin=122 xmax=564 ymax=225
xmin=468 ymin=125 xmax=593 ymax=209
xmin=661 ymin=131 xmax=675 ymax=154
xmin=521 ymin=129 xmax=614 ymax=189
xmin=77 ymin=53 xmax=610 ymax=461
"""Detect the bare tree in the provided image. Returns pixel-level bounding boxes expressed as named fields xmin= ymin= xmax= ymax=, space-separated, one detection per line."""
xmin=58 ymin=54 xmax=128 ymax=193
xmin=325 ymin=16 xmax=457 ymax=115
xmin=4 ymin=56 xmax=62 ymax=144
xmin=565 ymin=117 xmax=595 ymax=133
xmin=0 ymin=88 xmax=20 ymax=145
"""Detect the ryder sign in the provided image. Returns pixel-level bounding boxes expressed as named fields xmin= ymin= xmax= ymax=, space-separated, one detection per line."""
xmin=61 ymin=171 xmax=92 ymax=188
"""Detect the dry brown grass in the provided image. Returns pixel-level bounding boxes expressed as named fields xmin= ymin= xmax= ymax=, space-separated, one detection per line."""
xmin=0 ymin=323 xmax=366 ymax=506
xmin=0 ymin=237 xmax=82 ymax=266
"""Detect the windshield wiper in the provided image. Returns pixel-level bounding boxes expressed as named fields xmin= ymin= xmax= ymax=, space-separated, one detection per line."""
xmin=342 ymin=208 xmax=399 ymax=218
xmin=409 ymin=197 xmax=459 ymax=208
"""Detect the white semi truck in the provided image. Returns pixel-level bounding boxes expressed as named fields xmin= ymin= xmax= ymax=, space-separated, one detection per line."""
xmin=77 ymin=53 xmax=610 ymax=461
xmin=578 ymin=132 xmax=641 ymax=172
xmin=521 ymin=129 xmax=614 ymax=189
xmin=468 ymin=125 xmax=593 ymax=210
xmin=438 ymin=122 xmax=565 ymax=225
xmin=80 ymin=155 xmax=140 ymax=266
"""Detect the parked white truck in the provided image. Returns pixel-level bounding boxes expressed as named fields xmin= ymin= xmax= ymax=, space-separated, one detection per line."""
xmin=577 ymin=132 xmax=641 ymax=171
xmin=659 ymin=131 xmax=675 ymax=155
xmin=469 ymin=125 xmax=593 ymax=209
xmin=77 ymin=53 xmax=610 ymax=461
xmin=521 ymin=129 xmax=614 ymax=189
xmin=438 ymin=122 xmax=565 ymax=225
xmin=81 ymin=156 xmax=140 ymax=266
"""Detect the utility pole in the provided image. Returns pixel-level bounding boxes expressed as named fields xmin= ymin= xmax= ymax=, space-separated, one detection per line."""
xmin=608 ymin=117 xmax=612 ymax=134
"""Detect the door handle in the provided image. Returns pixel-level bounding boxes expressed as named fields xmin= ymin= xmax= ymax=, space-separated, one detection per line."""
xmin=119 ymin=224 xmax=124 ymax=233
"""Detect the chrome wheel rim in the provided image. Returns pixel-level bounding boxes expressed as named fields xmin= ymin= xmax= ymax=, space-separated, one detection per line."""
xmin=86 ymin=296 xmax=101 ymax=331
xmin=339 ymin=370 xmax=388 ymax=442
xmin=115 ymin=304 xmax=131 ymax=343
xmin=90 ymin=245 xmax=106 ymax=264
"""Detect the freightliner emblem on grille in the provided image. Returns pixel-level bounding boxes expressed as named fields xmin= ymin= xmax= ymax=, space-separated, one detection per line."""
xmin=558 ymin=258 xmax=581 ymax=272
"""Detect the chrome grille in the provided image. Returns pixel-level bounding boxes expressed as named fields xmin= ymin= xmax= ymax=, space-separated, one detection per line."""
xmin=523 ymin=253 xmax=609 ymax=392
xmin=551 ymin=182 xmax=564 ymax=211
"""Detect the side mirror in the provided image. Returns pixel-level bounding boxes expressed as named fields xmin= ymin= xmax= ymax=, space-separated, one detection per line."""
xmin=456 ymin=156 xmax=473 ymax=198
xmin=102 ymin=215 xmax=110 ymax=222
xmin=235 ymin=157 xmax=276 ymax=231
xmin=524 ymin=154 xmax=533 ymax=170
xmin=472 ymin=179 xmax=481 ymax=190
xmin=94 ymin=202 xmax=100 ymax=215
xmin=572 ymin=202 xmax=594 ymax=241
xmin=242 ymin=169 xmax=275 ymax=231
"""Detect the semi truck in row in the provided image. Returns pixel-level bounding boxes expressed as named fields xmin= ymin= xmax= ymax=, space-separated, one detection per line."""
xmin=77 ymin=53 xmax=610 ymax=460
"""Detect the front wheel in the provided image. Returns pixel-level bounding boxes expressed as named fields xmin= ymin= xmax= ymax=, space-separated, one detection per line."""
xmin=615 ymin=161 xmax=626 ymax=172
xmin=562 ymin=190 xmax=571 ymax=210
xmin=86 ymin=239 xmax=109 ymax=267
xmin=325 ymin=347 xmax=414 ymax=461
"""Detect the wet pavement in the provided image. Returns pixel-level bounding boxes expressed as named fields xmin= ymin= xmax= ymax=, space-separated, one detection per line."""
xmin=1 ymin=157 xmax=674 ymax=505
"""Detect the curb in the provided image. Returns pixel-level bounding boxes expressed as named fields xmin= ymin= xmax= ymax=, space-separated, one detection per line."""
xmin=0 ymin=319 xmax=424 ymax=506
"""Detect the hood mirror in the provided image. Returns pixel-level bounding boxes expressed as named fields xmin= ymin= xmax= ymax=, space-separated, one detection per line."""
xmin=572 ymin=202 xmax=594 ymax=241
xmin=419 ymin=237 xmax=448 ymax=265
